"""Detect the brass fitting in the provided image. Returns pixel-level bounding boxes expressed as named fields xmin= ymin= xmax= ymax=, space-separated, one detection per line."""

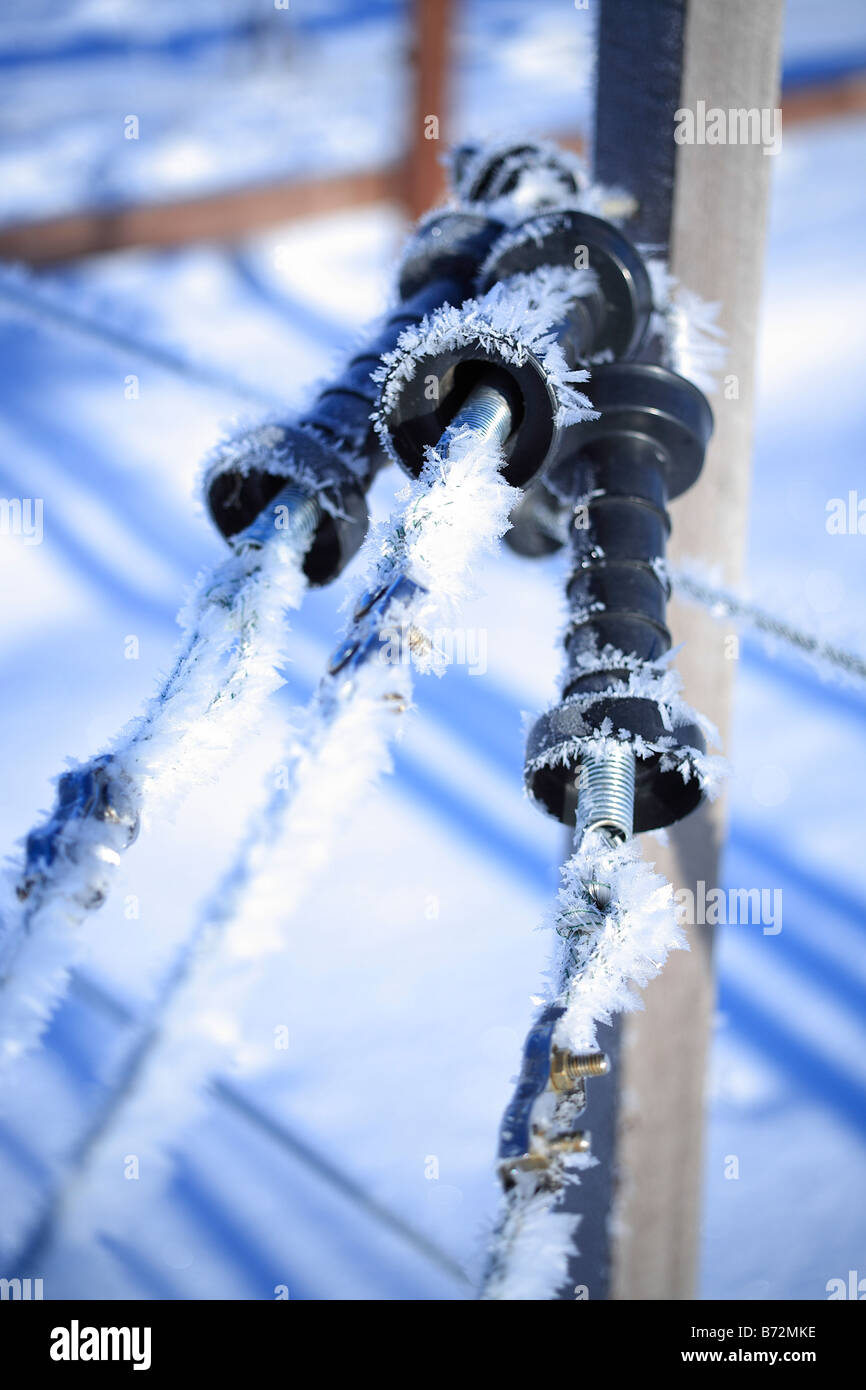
xmin=546 ymin=1132 xmax=592 ymax=1156
xmin=550 ymin=1048 xmax=610 ymax=1091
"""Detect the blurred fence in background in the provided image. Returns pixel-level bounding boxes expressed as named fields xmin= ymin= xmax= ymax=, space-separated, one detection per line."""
xmin=2 ymin=0 xmax=865 ymax=263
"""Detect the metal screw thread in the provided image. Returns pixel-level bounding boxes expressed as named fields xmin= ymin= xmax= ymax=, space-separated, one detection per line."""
xmin=233 ymin=483 xmax=322 ymax=555
xmin=550 ymin=1047 xmax=610 ymax=1090
xmin=446 ymin=382 xmax=513 ymax=450
xmin=579 ymin=743 xmax=635 ymax=842
xmin=564 ymin=1051 xmax=609 ymax=1080
xmin=547 ymin=1132 xmax=592 ymax=1155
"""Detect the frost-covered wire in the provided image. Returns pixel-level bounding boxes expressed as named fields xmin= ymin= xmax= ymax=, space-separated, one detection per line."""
xmin=38 ymin=267 xmax=603 ymax=1248
xmin=12 ymin=418 xmax=523 ymax=1252
xmin=481 ymin=1149 xmax=597 ymax=1301
xmin=552 ymin=826 xmax=689 ymax=1052
xmin=9 ymin=263 xmax=619 ymax=1252
xmin=482 ymin=815 xmax=693 ymax=1301
xmin=671 ymin=561 xmax=866 ymax=687
xmin=484 ymin=652 xmax=726 ymax=1299
xmin=0 ymin=518 xmax=312 ymax=1073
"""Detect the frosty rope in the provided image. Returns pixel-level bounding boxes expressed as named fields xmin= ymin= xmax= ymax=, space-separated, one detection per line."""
xmin=9 ymin=250 xmax=604 ymax=1246
xmin=0 ymin=488 xmax=319 ymax=1071
xmin=3 ymin=401 xmax=523 ymax=1253
xmin=483 ymin=707 xmax=723 ymax=1299
xmin=482 ymin=809 xmax=688 ymax=1300
xmin=0 ymin=142 xmax=602 ymax=1079
xmin=671 ymin=562 xmax=866 ymax=686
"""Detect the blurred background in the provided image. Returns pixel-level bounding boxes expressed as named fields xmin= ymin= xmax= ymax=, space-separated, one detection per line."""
xmin=0 ymin=0 xmax=864 ymax=1300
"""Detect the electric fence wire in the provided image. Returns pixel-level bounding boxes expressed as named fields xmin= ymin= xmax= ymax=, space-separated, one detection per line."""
xmin=0 ymin=396 xmax=524 ymax=1266
xmin=0 ymin=251 xmax=593 ymax=1070
xmin=0 ymin=174 xmax=589 ymax=1105
xmin=0 ymin=485 xmax=319 ymax=1073
xmin=671 ymin=563 xmax=866 ymax=686
xmin=480 ymin=786 xmax=695 ymax=1300
xmin=0 ymin=250 xmax=618 ymax=1251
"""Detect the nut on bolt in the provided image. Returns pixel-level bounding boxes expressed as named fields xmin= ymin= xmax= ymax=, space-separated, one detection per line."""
xmin=546 ymin=1132 xmax=592 ymax=1156
xmin=550 ymin=1047 xmax=610 ymax=1092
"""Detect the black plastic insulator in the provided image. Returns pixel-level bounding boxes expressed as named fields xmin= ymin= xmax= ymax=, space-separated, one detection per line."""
xmin=524 ymin=362 xmax=714 ymax=834
xmin=207 ymin=427 xmax=368 ymax=588
xmin=206 ymin=209 xmax=505 ymax=585
xmin=302 ymin=211 xmax=507 ymax=481
xmin=382 ymin=347 xmax=559 ymax=491
xmin=379 ymin=212 xmax=652 ymax=490
xmin=450 ymin=140 xmax=583 ymax=207
xmin=526 ymin=697 xmax=708 ymax=834
xmin=491 ymin=211 xmax=658 ymax=560
xmin=477 ymin=210 xmax=653 ymax=362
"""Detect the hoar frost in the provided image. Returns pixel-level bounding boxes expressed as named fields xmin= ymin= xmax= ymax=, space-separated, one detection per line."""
xmin=0 ymin=523 xmax=310 ymax=1072
xmin=19 ymin=412 xmax=524 ymax=1252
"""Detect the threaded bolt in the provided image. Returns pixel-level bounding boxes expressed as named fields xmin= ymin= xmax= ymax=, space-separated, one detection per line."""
xmin=233 ymin=483 xmax=322 ymax=555
xmin=578 ymin=743 xmax=635 ymax=842
xmin=446 ymin=381 xmax=513 ymax=449
xmin=547 ymin=1131 xmax=592 ymax=1155
xmin=550 ymin=1047 xmax=610 ymax=1091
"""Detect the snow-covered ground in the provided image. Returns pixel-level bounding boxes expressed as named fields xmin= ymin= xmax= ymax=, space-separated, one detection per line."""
xmin=0 ymin=4 xmax=864 ymax=1302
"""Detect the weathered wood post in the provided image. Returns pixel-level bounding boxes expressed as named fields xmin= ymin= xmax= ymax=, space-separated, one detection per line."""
xmin=590 ymin=0 xmax=784 ymax=1301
